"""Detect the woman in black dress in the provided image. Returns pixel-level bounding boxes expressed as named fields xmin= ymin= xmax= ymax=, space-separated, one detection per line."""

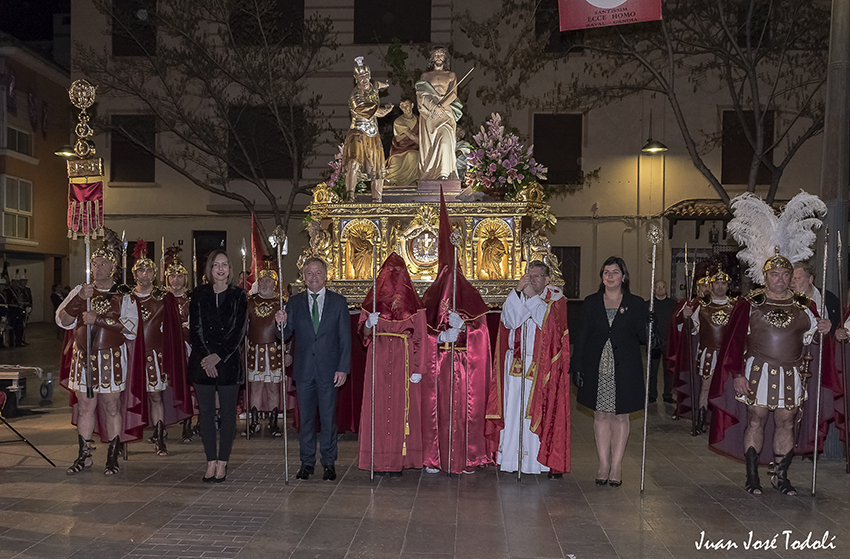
xmin=189 ymin=250 xmax=247 ymax=482
xmin=572 ymin=257 xmax=647 ymax=486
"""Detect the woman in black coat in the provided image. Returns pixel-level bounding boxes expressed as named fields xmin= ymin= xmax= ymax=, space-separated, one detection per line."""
xmin=189 ymin=249 xmax=248 ymax=483
xmin=572 ymin=256 xmax=647 ymax=487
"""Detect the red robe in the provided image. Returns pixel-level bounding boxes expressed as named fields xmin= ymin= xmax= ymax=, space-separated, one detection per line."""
xmin=421 ymin=311 xmax=494 ymax=473
xmin=668 ymin=297 xmax=700 ymax=419
xmin=358 ymin=308 xmax=426 ymax=471
xmin=486 ymin=287 xmax=571 ymax=473
xmin=132 ymin=289 xmax=193 ymax=426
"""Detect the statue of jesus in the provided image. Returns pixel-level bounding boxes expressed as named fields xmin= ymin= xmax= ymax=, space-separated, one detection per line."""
xmin=415 ymin=47 xmax=463 ymax=181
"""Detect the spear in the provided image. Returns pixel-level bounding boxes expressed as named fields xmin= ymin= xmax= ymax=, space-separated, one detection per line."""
xmin=370 ymin=238 xmax=377 ymax=481
xmin=448 ymin=230 xmax=462 ymax=475
xmin=684 ymin=244 xmax=698 ymax=436
xmin=641 ymin=225 xmax=663 ymax=493
xmin=812 ymin=227 xmax=829 ymax=496
xmin=269 ymin=225 xmax=290 ymax=484
xmin=160 ymin=236 xmax=165 ymax=284
xmin=192 ymin=238 xmax=197 ymax=289
xmin=839 ymin=231 xmax=850 ymax=474
xmin=121 ymin=230 xmax=127 ymax=285
xmin=241 ymin=238 xmax=250 ymax=440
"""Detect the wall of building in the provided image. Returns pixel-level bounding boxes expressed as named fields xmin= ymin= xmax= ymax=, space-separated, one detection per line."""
xmin=67 ymin=0 xmax=828 ymax=302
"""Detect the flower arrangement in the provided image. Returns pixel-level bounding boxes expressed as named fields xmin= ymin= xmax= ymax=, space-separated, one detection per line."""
xmin=327 ymin=144 xmax=367 ymax=201
xmin=466 ymin=113 xmax=547 ymax=200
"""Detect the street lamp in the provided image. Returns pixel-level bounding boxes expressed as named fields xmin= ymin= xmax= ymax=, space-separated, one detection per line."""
xmin=641 ymin=111 xmax=668 ymax=154
xmin=53 ymin=145 xmax=76 ymax=158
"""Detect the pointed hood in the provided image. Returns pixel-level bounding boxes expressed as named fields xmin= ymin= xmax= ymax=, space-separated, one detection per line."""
xmin=421 ymin=188 xmax=489 ymax=328
xmin=362 ymin=252 xmax=423 ymax=320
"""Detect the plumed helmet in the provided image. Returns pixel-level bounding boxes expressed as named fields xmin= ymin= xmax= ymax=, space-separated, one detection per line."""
xmin=132 ymin=239 xmax=155 ymax=273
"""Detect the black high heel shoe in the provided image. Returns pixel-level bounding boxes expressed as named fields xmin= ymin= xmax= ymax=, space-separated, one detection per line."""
xmin=203 ymin=462 xmax=217 ymax=483
xmin=595 ymin=478 xmax=609 ymax=486
xmin=214 ymin=463 xmax=227 ymax=483
xmin=608 ymin=480 xmax=622 ymax=487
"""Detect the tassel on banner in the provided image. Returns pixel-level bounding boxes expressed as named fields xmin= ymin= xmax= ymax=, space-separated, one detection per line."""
xmin=67 ymin=181 xmax=104 ymax=239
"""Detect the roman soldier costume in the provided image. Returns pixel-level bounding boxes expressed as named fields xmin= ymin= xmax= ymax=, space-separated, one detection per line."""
xmin=708 ymin=192 xmax=841 ymax=496
xmin=57 ymin=229 xmax=145 ymax=475
xmin=246 ymin=261 xmax=287 ymax=436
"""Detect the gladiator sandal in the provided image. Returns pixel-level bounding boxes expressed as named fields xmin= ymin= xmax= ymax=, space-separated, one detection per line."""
xmin=181 ymin=418 xmax=193 ymax=443
xmin=66 ymin=435 xmax=93 ymax=475
xmin=154 ymin=421 xmax=168 ymax=456
xmin=771 ymin=451 xmax=797 ymax=495
xmin=104 ymin=436 xmax=121 ymax=475
xmin=249 ymin=406 xmax=262 ymax=434
xmin=269 ymin=407 xmax=282 ymax=437
xmin=744 ymin=446 xmax=762 ymax=494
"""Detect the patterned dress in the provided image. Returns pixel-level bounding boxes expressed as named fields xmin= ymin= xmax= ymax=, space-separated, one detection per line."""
xmin=595 ymin=308 xmax=618 ymax=412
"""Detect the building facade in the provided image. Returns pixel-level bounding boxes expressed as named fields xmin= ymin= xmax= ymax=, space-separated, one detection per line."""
xmin=1 ymin=36 xmax=70 ymax=322
xmin=66 ymin=1 xmax=831 ymax=301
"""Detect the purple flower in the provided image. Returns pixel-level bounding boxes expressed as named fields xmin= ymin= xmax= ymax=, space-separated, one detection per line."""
xmin=488 ymin=162 xmax=498 ymax=174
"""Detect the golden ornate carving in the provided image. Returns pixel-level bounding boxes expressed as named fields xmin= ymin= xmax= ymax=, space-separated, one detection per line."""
xmin=764 ymin=309 xmax=793 ymax=329
xmin=473 ymin=218 xmax=512 ymax=280
xmin=297 ymin=220 xmax=336 ymax=280
xmin=91 ymin=295 xmax=110 ymax=315
xmin=710 ymin=310 xmax=730 ymax=326
xmin=341 ymin=219 xmax=378 ymax=280
xmin=300 ymin=182 xmax=561 ymax=306
xmin=254 ymin=300 xmax=275 ymax=318
xmin=521 ymin=223 xmax=564 ymax=285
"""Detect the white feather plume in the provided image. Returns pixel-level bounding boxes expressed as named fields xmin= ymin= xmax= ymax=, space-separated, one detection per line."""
xmin=727 ymin=190 xmax=825 ymax=285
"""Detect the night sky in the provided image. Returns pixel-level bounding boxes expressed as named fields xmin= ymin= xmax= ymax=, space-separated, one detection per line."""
xmin=0 ymin=0 xmax=70 ymax=41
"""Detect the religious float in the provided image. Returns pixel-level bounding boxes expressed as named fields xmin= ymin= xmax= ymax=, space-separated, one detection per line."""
xmin=297 ymin=179 xmax=563 ymax=309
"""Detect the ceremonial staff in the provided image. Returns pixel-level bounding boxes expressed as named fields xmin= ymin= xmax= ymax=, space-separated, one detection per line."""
xmin=812 ymin=227 xmax=829 ymax=496
xmin=122 ymin=231 xmax=127 ymax=285
xmin=241 ymin=238 xmax=251 ymax=440
xmin=370 ymin=239 xmax=377 ymax=481
xmin=448 ymin=230 xmax=462 ymax=475
xmin=839 ymin=232 xmax=850 ymax=474
xmin=517 ymin=320 xmax=526 ymax=483
xmin=269 ymin=225 xmax=290 ymax=484
xmin=84 ymin=241 xmax=94 ymax=399
xmin=641 ymin=225 xmax=663 ymax=493
xmin=65 ymin=79 xmax=103 ymax=400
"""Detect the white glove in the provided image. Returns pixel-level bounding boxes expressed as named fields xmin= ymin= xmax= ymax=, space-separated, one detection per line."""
xmin=448 ymin=312 xmax=464 ymax=330
xmin=438 ymin=327 xmax=460 ymax=343
xmin=410 ymin=373 xmax=422 ymax=384
xmin=365 ymin=312 xmax=380 ymax=328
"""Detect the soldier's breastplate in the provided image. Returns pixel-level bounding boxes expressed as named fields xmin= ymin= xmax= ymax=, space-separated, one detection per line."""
xmin=74 ymin=291 xmax=125 ymax=350
xmin=248 ymin=299 xmax=279 ymax=345
xmin=746 ymin=302 xmax=809 ymax=364
xmin=140 ymin=299 xmax=164 ymax=349
xmin=698 ymin=304 xmax=730 ymax=350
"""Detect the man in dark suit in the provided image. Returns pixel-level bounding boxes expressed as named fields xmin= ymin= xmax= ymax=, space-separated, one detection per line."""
xmin=277 ymin=257 xmax=351 ymax=481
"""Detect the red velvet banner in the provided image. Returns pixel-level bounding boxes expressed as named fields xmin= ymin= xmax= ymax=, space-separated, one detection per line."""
xmin=559 ymin=0 xmax=662 ymax=32
xmin=67 ymin=181 xmax=104 ymax=238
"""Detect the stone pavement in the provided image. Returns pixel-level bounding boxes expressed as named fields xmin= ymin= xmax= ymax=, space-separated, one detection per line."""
xmin=1 ymin=323 xmax=849 ymax=559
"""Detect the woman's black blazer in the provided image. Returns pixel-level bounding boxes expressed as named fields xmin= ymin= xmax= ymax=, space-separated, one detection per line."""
xmin=189 ymin=283 xmax=248 ymax=386
xmin=572 ymin=291 xmax=648 ymax=414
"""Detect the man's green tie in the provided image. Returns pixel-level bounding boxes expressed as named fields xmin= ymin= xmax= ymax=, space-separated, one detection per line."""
xmin=311 ymin=293 xmax=320 ymax=333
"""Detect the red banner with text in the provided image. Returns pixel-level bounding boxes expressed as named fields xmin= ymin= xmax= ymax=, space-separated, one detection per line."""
xmin=559 ymin=0 xmax=662 ymax=32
